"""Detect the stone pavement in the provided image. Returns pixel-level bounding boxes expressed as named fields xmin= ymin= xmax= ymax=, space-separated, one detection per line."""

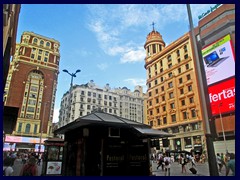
xmin=151 ymin=160 xmax=226 ymax=176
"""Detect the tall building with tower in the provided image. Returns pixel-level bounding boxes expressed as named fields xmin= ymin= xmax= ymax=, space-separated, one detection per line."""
xmin=144 ymin=28 xmax=205 ymax=153
xmin=4 ymin=31 xmax=60 ymax=152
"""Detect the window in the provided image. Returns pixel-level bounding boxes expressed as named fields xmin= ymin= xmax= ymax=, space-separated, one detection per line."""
xmin=25 ymin=124 xmax=31 ymax=134
xmin=168 ymin=82 xmax=173 ymax=88
xmin=156 ymin=108 xmax=160 ymax=114
xmin=181 ymin=100 xmax=185 ymax=106
xmin=37 ymin=55 xmax=41 ymax=60
xmin=34 ymin=124 xmax=37 ymax=134
xmin=188 ymin=85 xmax=192 ymax=92
xmin=17 ymin=123 xmax=22 ymax=132
xmin=186 ymin=63 xmax=189 ymax=70
xmin=149 ymin=82 xmax=151 ymax=88
xmin=149 ymin=92 xmax=152 ymax=97
xmin=155 ymin=64 xmax=157 ymax=70
xmin=162 ymin=96 xmax=165 ymax=101
xmin=88 ymin=92 xmax=91 ymax=96
xmin=87 ymin=105 xmax=90 ymax=110
xmin=171 ymin=114 xmax=176 ymax=122
xmin=31 ymin=54 xmax=35 ymax=59
xmin=169 ymin=92 xmax=174 ymax=99
xmin=163 ymin=117 xmax=167 ymax=124
xmin=161 ymin=86 xmax=164 ymax=92
xmin=155 ymin=89 xmax=158 ymax=94
xmin=191 ymin=109 xmax=196 ymax=118
xmin=44 ymin=57 xmax=48 ymax=62
xmin=153 ymin=44 xmax=156 ymax=54
xmin=45 ymin=51 xmax=49 ymax=56
xmin=39 ymin=50 xmax=43 ymax=54
xmin=33 ymin=38 xmax=38 ymax=44
xmin=189 ymin=97 xmax=194 ymax=103
xmin=167 ymin=55 xmax=172 ymax=62
xmin=160 ymin=77 xmax=164 ymax=82
xmin=187 ymin=74 xmax=191 ymax=80
xmin=160 ymin=68 xmax=163 ymax=73
xmin=176 ymin=50 xmax=180 ymax=57
xmin=155 ymin=79 xmax=158 ymax=85
xmin=149 ymin=110 xmax=153 ymax=115
xmin=160 ymin=61 xmax=163 ymax=66
xmin=168 ymin=63 xmax=172 ymax=69
xmin=162 ymin=106 xmax=166 ymax=112
xmin=157 ymin=119 xmax=161 ymax=125
xmin=149 ymin=100 xmax=152 ymax=106
xmin=46 ymin=42 xmax=50 ymax=47
xmin=184 ymin=54 xmax=189 ymax=59
xmin=180 ymin=88 xmax=184 ymax=94
xmin=184 ymin=45 xmax=188 ymax=52
xmin=40 ymin=40 xmax=44 ymax=46
xmin=104 ymin=95 xmax=107 ymax=99
xmin=109 ymin=96 xmax=112 ymax=100
xmin=168 ymin=72 xmax=173 ymax=78
xmin=170 ymin=103 xmax=175 ymax=109
xmin=179 ymin=78 xmax=183 ymax=84
xmin=27 ymin=106 xmax=34 ymax=112
xmin=178 ymin=68 xmax=181 ymax=74
xmin=156 ymin=98 xmax=159 ymax=104
xmin=183 ymin=111 xmax=188 ymax=120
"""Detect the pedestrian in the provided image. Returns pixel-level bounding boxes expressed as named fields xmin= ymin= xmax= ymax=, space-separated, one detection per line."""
xmin=180 ymin=154 xmax=187 ymax=173
xmin=19 ymin=156 xmax=38 ymax=176
xmin=3 ymin=157 xmax=14 ymax=176
xmin=216 ymin=153 xmax=223 ymax=173
xmin=164 ymin=153 xmax=171 ymax=176
xmin=190 ymin=155 xmax=196 ymax=168
xmin=226 ymin=153 xmax=235 ymax=176
xmin=12 ymin=153 xmax=23 ymax=176
xmin=157 ymin=154 xmax=164 ymax=170
xmin=37 ymin=153 xmax=42 ymax=166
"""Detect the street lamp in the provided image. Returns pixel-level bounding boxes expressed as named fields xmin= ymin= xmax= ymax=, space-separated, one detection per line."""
xmin=62 ymin=69 xmax=81 ymax=88
xmin=39 ymin=102 xmax=48 ymax=154
xmin=218 ymin=103 xmax=228 ymax=153
xmin=62 ymin=69 xmax=81 ymax=125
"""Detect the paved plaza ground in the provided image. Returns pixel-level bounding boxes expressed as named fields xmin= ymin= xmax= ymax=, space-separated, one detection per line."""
xmin=151 ymin=160 xmax=227 ymax=176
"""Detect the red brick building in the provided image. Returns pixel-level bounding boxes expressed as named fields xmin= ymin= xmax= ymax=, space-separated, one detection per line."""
xmin=4 ymin=31 xmax=60 ymax=151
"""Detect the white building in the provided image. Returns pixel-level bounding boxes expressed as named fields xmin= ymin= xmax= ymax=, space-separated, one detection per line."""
xmin=58 ymin=80 xmax=144 ymax=128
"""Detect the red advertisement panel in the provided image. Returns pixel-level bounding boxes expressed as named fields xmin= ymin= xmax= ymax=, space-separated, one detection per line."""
xmin=208 ymin=78 xmax=235 ymax=116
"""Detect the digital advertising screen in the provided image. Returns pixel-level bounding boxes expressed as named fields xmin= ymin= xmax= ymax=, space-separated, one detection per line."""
xmin=208 ymin=78 xmax=235 ymax=116
xmin=202 ymin=34 xmax=235 ymax=86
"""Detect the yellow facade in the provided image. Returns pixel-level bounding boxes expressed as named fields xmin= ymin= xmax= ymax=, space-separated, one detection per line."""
xmin=144 ymin=30 xmax=205 ymax=152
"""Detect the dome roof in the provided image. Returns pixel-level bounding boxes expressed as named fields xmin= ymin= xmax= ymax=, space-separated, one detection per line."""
xmin=144 ymin=30 xmax=165 ymax=48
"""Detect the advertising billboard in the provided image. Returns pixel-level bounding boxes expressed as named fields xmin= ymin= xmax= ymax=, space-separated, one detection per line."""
xmin=208 ymin=78 xmax=235 ymax=116
xmin=202 ymin=34 xmax=235 ymax=86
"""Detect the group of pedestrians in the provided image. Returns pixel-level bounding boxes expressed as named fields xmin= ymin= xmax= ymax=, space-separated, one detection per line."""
xmin=3 ymin=151 xmax=42 ymax=176
xmin=216 ymin=152 xmax=235 ymax=176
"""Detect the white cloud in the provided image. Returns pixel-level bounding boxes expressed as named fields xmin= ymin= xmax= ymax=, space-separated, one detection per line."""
xmin=124 ymin=78 xmax=146 ymax=86
xmin=53 ymin=108 xmax=59 ymax=123
xmin=97 ymin=63 xmax=109 ymax=71
xmin=120 ymin=47 xmax=146 ymax=63
xmin=86 ymin=4 xmax=215 ymax=63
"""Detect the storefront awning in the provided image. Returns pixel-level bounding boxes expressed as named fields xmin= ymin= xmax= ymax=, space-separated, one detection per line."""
xmin=133 ymin=127 xmax=175 ymax=138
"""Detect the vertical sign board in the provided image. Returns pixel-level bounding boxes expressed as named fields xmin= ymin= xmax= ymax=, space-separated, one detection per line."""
xmin=201 ymin=34 xmax=235 ymax=116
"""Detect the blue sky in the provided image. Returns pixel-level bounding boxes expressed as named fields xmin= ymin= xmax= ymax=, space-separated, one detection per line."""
xmin=16 ymin=4 xmax=215 ymax=122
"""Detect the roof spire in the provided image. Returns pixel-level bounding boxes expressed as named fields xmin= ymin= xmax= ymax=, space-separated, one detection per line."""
xmin=151 ymin=22 xmax=155 ymax=31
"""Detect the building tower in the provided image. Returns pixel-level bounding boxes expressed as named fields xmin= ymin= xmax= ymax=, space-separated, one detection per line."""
xmin=144 ymin=28 xmax=205 ymax=153
xmin=4 ymin=31 xmax=60 ymax=151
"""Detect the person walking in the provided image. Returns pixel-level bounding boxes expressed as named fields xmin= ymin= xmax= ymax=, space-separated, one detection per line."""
xmin=19 ymin=156 xmax=38 ymax=176
xmin=216 ymin=153 xmax=223 ymax=173
xmin=12 ymin=153 xmax=23 ymax=176
xmin=226 ymin=153 xmax=235 ymax=176
xmin=180 ymin=154 xmax=187 ymax=174
xmin=3 ymin=157 xmax=14 ymax=176
xmin=163 ymin=153 xmax=171 ymax=176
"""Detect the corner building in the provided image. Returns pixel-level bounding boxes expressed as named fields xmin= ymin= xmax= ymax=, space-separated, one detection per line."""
xmin=144 ymin=30 xmax=205 ymax=153
xmin=4 ymin=31 xmax=60 ymax=151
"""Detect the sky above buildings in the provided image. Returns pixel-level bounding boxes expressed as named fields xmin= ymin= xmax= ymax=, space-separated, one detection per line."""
xmin=16 ymin=4 xmax=215 ymax=122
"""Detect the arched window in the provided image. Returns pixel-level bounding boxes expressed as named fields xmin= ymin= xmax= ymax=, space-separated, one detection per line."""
xmin=25 ymin=124 xmax=31 ymax=134
xmin=46 ymin=42 xmax=51 ymax=47
xmin=33 ymin=38 xmax=38 ymax=44
xmin=40 ymin=40 xmax=44 ymax=46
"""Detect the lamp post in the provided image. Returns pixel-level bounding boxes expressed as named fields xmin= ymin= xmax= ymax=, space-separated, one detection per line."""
xmin=186 ymin=4 xmax=219 ymax=176
xmin=218 ymin=103 xmax=228 ymax=153
xmin=62 ymin=69 xmax=81 ymax=124
xmin=62 ymin=69 xmax=81 ymax=88
xmin=39 ymin=102 xmax=48 ymax=154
